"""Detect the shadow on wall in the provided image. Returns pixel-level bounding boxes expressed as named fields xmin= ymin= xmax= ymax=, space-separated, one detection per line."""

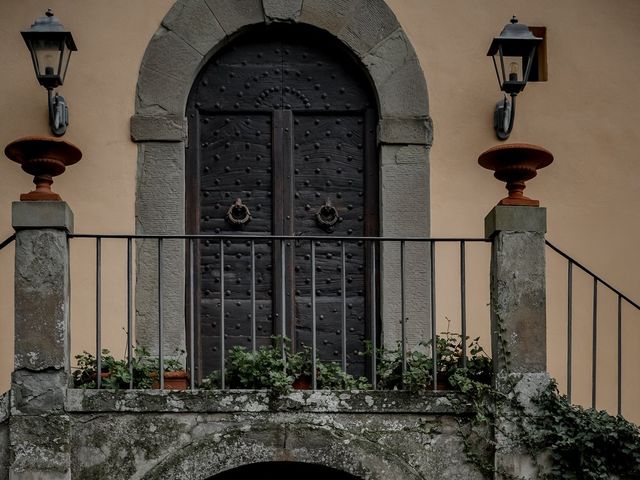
xmin=208 ymin=461 xmax=362 ymax=479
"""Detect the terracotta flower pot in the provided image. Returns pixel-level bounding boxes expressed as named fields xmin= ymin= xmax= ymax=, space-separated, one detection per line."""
xmin=292 ymin=375 xmax=312 ymax=390
xmin=152 ymin=371 xmax=189 ymax=390
xmin=478 ymin=143 xmax=553 ymax=207
xmin=4 ymin=135 xmax=82 ymax=201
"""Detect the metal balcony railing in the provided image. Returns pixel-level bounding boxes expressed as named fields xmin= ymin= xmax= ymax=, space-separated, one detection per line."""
xmin=68 ymin=234 xmax=492 ymax=391
xmin=546 ymin=241 xmax=640 ymax=416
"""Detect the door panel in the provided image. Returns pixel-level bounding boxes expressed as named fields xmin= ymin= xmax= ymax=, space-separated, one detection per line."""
xmin=197 ymin=113 xmax=275 ymax=375
xmin=187 ymin=26 xmax=378 ymax=381
xmin=292 ymin=114 xmax=368 ymax=374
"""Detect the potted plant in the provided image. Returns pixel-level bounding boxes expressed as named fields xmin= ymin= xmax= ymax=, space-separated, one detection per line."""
xmin=365 ymin=331 xmax=492 ymax=392
xmin=202 ymin=338 xmax=370 ymax=394
xmin=73 ymin=346 xmax=155 ymax=389
xmin=151 ymin=349 xmax=189 ymax=390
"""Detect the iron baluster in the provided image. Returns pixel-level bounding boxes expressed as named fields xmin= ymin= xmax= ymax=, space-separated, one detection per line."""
xmin=96 ymin=237 xmax=102 ymax=389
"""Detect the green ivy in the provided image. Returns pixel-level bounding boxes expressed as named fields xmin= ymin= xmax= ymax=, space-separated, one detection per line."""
xmin=526 ymin=382 xmax=640 ymax=479
xmin=456 ymin=313 xmax=640 ymax=479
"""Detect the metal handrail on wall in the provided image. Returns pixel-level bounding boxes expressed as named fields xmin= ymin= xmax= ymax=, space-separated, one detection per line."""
xmin=68 ymin=234 xmax=491 ymax=391
xmin=546 ymin=240 xmax=640 ymax=416
xmin=0 ymin=234 xmax=15 ymax=251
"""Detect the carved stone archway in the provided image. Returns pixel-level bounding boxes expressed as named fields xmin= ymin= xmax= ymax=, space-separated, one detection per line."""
xmin=139 ymin=422 xmax=424 ymax=480
xmin=131 ymin=0 xmax=431 ymax=355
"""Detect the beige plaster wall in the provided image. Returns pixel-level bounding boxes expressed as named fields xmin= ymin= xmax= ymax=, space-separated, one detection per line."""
xmin=0 ymin=0 xmax=638 ymax=422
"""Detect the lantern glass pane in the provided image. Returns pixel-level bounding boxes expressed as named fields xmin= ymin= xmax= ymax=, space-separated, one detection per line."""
xmin=60 ymin=45 xmax=72 ymax=83
xmin=32 ymin=38 xmax=63 ymax=77
xmin=503 ymin=56 xmax=524 ymax=83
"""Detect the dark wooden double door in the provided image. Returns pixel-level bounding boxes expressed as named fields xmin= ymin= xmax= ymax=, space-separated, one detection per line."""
xmin=186 ymin=26 xmax=378 ymax=380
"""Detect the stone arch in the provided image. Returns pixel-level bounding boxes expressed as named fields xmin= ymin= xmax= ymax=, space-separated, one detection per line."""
xmin=139 ymin=422 xmax=423 ymax=480
xmin=207 ymin=461 xmax=363 ymax=479
xmin=131 ymin=0 xmax=432 ymax=353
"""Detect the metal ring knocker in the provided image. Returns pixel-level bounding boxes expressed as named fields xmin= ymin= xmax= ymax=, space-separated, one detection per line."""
xmin=315 ymin=199 xmax=339 ymax=230
xmin=226 ymin=198 xmax=251 ymax=227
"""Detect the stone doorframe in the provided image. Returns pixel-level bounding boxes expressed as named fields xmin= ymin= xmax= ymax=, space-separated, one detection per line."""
xmin=131 ymin=0 xmax=432 ymax=355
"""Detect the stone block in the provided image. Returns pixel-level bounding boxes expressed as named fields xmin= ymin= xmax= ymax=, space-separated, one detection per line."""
xmin=380 ymin=146 xmax=431 ymax=347
xmin=12 ymin=202 xmax=73 ymax=232
xmin=0 ymin=394 xmax=7 ymax=424
xmin=485 ymin=206 xmax=547 ymax=237
xmin=136 ymin=28 xmax=202 ymax=115
xmin=338 ymin=0 xmax=399 ymax=57
xmin=380 ymin=144 xmax=429 ymax=166
xmin=378 ymin=59 xmax=430 ymax=118
xmin=379 ymin=117 xmax=433 ymax=146
xmin=263 ymin=0 xmax=302 ymax=21
xmin=494 ymin=373 xmax=552 ymax=478
xmin=205 ymin=0 xmax=265 ymax=34
xmin=0 ymin=392 xmax=8 ymax=478
xmin=141 ymin=28 xmax=203 ymax=85
xmin=11 ymin=370 xmax=67 ymax=415
xmin=380 ymin=241 xmax=431 ymax=349
xmin=136 ymin=64 xmax=190 ymax=116
xmin=136 ymin=143 xmax=186 ymax=235
xmin=9 ymin=415 xmax=71 ymax=479
xmin=135 ymin=237 xmax=186 ymax=357
xmin=14 ymin=230 xmax=69 ymax=372
xmin=135 ymin=142 xmax=187 ymax=358
xmin=491 ymin=230 xmax=546 ymax=373
xmin=380 ymin=146 xmax=430 ymax=235
xmin=130 ymin=114 xmax=187 ymax=142
xmin=162 ymin=0 xmax=227 ymax=56
xmin=363 ymin=28 xmax=417 ymax=86
xmin=0 ymin=421 xmax=7 ymax=480
xmin=298 ymin=0 xmax=359 ymax=34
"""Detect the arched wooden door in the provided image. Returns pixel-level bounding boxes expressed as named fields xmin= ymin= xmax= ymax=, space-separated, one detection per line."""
xmin=186 ymin=25 xmax=378 ymax=381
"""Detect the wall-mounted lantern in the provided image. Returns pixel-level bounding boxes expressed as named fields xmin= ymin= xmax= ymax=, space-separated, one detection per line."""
xmin=21 ymin=9 xmax=77 ymax=137
xmin=487 ymin=16 xmax=542 ymax=140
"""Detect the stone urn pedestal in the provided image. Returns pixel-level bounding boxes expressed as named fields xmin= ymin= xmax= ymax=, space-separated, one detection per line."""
xmin=4 ymin=135 xmax=82 ymax=201
xmin=478 ymin=143 xmax=553 ymax=207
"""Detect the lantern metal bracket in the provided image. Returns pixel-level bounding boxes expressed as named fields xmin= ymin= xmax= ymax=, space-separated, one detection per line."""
xmin=48 ymin=89 xmax=68 ymax=137
xmin=494 ymin=94 xmax=516 ymax=140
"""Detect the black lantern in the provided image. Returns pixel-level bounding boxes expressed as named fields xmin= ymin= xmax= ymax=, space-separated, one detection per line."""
xmin=21 ymin=9 xmax=77 ymax=136
xmin=487 ymin=16 xmax=542 ymax=140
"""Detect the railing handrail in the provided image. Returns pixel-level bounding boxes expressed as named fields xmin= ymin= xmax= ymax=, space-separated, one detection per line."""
xmin=0 ymin=234 xmax=15 ymax=251
xmin=68 ymin=233 xmax=491 ymax=242
xmin=546 ymin=240 xmax=640 ymax=311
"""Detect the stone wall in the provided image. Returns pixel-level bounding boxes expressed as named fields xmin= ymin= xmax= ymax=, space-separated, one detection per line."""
xmin=0 ymin=392 xmax=8 ymax=480
xmin=66 ymin=389 xmax=482 ymax=480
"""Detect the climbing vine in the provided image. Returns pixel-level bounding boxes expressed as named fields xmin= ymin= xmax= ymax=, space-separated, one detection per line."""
xmin=454 ymin=314 xmax=640 ymax=479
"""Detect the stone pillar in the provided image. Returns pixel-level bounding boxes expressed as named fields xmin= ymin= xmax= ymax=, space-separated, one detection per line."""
xmin=486 ymin=205 xmax=550 ymax=479
xmin=9 ymin=201 xmax=73 ymax=480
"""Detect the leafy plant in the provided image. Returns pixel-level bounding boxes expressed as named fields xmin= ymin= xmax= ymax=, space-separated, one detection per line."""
xmin=160 ymin=348 xmax=187 ymax=372
xmin=365 ymin=332 xmax=492 ymax=392
xmin=201 ymin=338 xmax=370 ymax=395
xmin=73 ymin=346 xmax=155 ymax=389
xmin=454 ymin=313 xmax=640 ymax=479
xmin=526 ymin=382 xmax=640 ymax=479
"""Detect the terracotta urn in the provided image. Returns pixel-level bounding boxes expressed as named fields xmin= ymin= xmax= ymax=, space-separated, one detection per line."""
xmin=478 ymin=143 xmax=553 ymax=207
xmin=4 ymin=135 xmax=82 ymax=201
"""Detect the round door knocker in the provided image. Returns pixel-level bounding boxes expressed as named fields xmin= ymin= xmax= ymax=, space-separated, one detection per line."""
xmin=226 ymin=198 xmax=251 ymax=227
xmin=315 ymin=199 xmax=339 ymax=230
